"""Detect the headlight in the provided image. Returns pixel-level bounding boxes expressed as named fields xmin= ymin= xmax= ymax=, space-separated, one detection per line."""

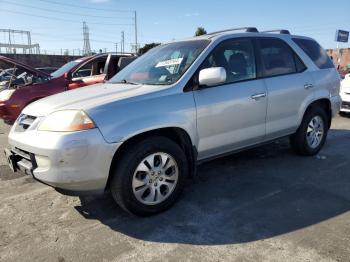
xmin=0 ymin=89 xmax=15 ymax=101
xmin=38 ymin=110 xmax=96 ymax=132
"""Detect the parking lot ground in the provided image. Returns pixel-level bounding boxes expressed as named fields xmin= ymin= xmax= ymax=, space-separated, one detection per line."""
xmin=0 ymin=116 xmax=350 ymax=262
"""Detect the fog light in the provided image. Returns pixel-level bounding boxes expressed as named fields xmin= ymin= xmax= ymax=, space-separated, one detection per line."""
xmin=35 ymin=155 xmax=50 ymax=169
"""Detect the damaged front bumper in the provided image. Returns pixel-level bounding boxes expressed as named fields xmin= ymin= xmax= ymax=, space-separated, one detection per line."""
xmin=6 ymin=123 xmax=121 ymax=194
xmin=4 ymin=147 xmax=37 ymax=175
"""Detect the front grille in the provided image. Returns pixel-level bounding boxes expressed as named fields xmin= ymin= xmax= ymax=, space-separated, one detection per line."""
xmin=14 ymin=114 xmax=37 ymax=132
xmin=11 ymin=147 xmax=37 ymax=175
xmin=12 ymin=147 xmax=31 ymax=161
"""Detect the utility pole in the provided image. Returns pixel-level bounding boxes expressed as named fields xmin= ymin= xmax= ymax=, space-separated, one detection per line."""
xmin=121 ymin=31 xmax=125 ymax=54
xmin=134 ymin=11 xmax=138 ymax=54
xmin=115 ymin=43 xmax=118 ymax=53
xmin=27 ymin=31 xmax=31 ymax=54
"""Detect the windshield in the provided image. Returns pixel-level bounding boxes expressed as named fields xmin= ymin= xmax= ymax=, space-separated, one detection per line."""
xmin=110 ymin=40 xmax=209 ymax=85
xmin=51 ymin=60 xmax=82 ymax=78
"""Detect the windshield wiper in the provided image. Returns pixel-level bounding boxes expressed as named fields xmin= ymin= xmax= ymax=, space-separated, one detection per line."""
xmin=113 ymin=79 xmax=139 ymax=85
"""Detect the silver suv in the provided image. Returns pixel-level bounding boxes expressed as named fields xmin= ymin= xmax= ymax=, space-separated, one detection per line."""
xmin=5 ymin=28 xmax=341 ymax=216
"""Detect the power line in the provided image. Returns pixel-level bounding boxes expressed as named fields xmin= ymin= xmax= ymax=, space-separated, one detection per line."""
xmin=37 ymin=0 xmax=134 ymax=13
xmin=32 ymin=33 xmax=117 ymax=44
xmin=0 ymin=9 xmax=133 ymax=26
xmin=32 ymin=32 xmax=144 ymax=45
xmin=1 ymin=0 xmax=133 ymax=20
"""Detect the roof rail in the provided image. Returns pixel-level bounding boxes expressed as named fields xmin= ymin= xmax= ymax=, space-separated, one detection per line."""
xmin=206 ymin=27 xmax=259 ymax=35
xmin=262 ymin=29 xmax=291 ymax=35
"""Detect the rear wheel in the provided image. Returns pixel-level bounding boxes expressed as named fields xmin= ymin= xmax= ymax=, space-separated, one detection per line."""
xmin=290 ymin=106 xmax=329 ymax=156
xmin=110 ymin=136 xmax=188 ymax=216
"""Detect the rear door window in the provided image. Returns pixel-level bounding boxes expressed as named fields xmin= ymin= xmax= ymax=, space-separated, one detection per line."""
xmin=292 ymin=38 xmax=334 ymax=69
xmin=258 ymin=38 xmax=302 ymax=77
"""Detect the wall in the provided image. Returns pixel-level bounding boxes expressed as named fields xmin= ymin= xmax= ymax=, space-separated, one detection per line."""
xmin=0 ymin=54 xmax=83 ymax=68
xmin=327 ymin=48 xmax=350 ymax=73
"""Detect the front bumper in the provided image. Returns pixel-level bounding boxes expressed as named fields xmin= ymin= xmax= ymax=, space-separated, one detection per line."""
xmin=7 ymin=126 xmax=121 ymax=192
xmin=340 ymin=92 xmax=350 ymax=112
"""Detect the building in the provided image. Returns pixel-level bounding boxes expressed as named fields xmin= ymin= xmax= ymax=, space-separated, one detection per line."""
xmin=327 ymin=48 xmax=350 ymax=74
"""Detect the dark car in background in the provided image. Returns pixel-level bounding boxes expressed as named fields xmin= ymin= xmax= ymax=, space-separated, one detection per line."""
xmin=0 ymin=53 xmax=137 ymax=124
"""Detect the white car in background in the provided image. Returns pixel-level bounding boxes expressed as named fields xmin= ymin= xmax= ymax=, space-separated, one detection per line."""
xmin=340 ymin=74 xmax=350 ymax=113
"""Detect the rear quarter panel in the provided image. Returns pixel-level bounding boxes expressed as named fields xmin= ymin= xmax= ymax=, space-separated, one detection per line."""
xmin=295 ymin=69 xmax=340 ymax=126
xmin=298 ymin=68 xmax=339 ymax=119
xmin=311 ymin=68 xmax=340 ymax=99
xmin=284 ymin=37 xmax=340 ymax=125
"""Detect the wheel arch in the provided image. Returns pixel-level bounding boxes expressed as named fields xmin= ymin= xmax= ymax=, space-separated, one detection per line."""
xmin=300 ymin=98 xmax=332 ymax=129
xmin=105 ymin=127 xmax=197 ymax=190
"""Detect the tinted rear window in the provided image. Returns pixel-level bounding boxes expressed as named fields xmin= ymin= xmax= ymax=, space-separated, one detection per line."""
xmin=292 ymin=38 xmax=334 ymax=69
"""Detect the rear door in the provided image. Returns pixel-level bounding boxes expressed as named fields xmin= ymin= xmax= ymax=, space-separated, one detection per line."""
xmin=193 ymin=38 xmax=268 ymax=159
xmin=68 ymin=55 xmax=108 ymax=89
xmin=257 ymin=37 xmax=314 ymax=140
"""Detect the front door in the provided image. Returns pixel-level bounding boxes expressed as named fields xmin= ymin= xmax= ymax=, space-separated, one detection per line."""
xmin=193 ymin=38 xmax=268 ymax=159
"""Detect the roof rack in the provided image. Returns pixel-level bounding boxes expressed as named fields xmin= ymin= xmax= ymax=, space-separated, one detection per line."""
xmin=262 ymin=29 xmax=291 ymax=35
xmin=206 ymin=27 xmax=259 ymax=35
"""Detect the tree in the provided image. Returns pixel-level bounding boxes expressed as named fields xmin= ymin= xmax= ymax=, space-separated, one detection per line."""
xmin=138 ymin=43 xmax=161 ymax=55
xmin=195 ymin=27 xmax=207 ymax=36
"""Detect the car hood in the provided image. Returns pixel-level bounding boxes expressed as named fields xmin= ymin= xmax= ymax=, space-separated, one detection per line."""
xmin=22 ymin=82 xmax=169 ymax=117
xmin=0 ymin=55 xmax=50 ymax=78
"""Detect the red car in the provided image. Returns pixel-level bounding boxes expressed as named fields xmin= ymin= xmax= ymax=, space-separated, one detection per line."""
xmin=0 ymin=53 xmax=136 ymax=124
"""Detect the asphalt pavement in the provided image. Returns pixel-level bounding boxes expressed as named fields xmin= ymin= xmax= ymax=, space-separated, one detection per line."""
xmin=0 ymin=116 xmax=350 ymax=262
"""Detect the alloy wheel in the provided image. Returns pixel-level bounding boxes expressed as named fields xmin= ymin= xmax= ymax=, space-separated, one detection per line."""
xmin=306 ymin=115 xmax=324 ymax=149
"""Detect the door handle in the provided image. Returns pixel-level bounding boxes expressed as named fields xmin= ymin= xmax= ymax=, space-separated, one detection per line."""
xmin=251 ymin=93 xmax=266 ymax=100
xmin=304 ymin=83 xmax=314 ymax=89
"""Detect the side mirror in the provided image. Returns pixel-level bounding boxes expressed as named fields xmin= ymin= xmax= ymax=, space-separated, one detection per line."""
xmin=199 ymin=67 xmax=226 ymax=87
xmin=64 ymin=72 xmax=72 ymax=81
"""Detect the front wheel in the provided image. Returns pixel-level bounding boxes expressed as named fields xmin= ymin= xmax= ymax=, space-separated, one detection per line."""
xmin=110 ymin=136 xmax=188 ymax=216
xmin=290 ymin=106 xmax=329 ymax=156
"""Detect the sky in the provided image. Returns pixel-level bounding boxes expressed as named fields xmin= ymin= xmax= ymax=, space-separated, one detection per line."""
xmin=0 ymin=0 xmax=349 ymax=55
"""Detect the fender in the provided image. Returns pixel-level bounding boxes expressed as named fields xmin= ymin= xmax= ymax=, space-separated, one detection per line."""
xmin=88 ymin=90 xmax=199 ymax=148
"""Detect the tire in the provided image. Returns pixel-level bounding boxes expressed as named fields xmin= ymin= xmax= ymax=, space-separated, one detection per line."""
xmin=290 ymin=106 xmax=329 ymax=156
xmin=110 ymin=136 xmax=188 ymax=216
